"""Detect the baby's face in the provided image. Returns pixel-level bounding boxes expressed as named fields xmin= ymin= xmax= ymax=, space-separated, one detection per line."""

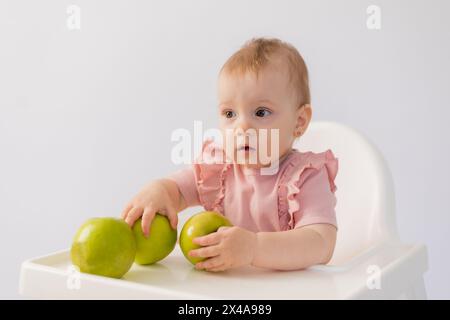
xmin=217 ymin=61 xmax=307 ymax=169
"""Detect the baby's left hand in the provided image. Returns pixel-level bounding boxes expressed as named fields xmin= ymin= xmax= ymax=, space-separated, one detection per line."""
xmin=189 ymin=226 xmax=258 ymax=272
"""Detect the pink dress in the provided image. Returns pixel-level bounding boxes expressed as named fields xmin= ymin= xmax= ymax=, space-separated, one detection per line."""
xmin=167 ymin=139 xmax=339 ymax=232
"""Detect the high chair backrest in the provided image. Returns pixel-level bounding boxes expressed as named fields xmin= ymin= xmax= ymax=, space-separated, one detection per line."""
xmin=294 ymin=121 xmax=399 ymax=265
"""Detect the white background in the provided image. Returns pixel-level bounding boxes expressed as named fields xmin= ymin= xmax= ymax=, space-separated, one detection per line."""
xmin=1 ymin=0 xmax=449 ymax=298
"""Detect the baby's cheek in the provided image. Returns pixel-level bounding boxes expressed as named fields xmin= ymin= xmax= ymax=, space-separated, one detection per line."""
xmin=265 ymin=133 xmax=281 ymax=156
xmin=279 ymin=128 xmax=295 ymax=147
xmin=221 ymin=129 xmax=234 ymax=146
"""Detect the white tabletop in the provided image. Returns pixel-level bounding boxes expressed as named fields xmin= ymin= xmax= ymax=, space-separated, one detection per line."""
xmin=19 ymin=241 xmax=428 ymax=299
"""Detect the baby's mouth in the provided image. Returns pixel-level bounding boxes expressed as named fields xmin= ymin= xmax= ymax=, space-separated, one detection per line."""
xmin=237 ymin=144 xmax=255 ymax=152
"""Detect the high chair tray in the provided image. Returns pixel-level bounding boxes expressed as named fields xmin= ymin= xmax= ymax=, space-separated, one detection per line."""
xmin=19 ymin=242 xmax=427 ymax=299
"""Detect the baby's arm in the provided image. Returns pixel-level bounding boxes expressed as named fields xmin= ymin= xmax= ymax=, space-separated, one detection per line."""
xmin=252 ymin=224 xmax=337 ymax=270
xmin=160 ymin=178 xmax=189 ymax=213
xmin=191 ymin=223 xmax=336 ymax=272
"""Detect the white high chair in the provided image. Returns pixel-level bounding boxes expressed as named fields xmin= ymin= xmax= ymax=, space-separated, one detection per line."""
xmin=19 ymin=121 xmax=428 ymax=299
xmin=297 ymin=121 xmax=428 ymax=299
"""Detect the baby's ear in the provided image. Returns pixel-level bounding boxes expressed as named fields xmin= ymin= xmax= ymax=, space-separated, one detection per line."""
xmin=298 ymin=103 xmax=312 ymax=113
xmin=296 ymin=104 xmax=312 ymax=128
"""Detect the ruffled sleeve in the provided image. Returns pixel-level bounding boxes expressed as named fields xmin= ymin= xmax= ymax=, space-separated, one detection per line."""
xmin=278 ymin=149 xmax=339 ymax=230
xmin=166 ymin=139 xmax=230 ymax=212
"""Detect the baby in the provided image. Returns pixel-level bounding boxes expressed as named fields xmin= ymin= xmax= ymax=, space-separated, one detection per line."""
xmin=121 ymin=37 xmax=339 ymax=272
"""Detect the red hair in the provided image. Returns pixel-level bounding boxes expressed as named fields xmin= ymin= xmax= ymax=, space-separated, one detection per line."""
xmin=220 ymin=37 xmax=311 ymax=106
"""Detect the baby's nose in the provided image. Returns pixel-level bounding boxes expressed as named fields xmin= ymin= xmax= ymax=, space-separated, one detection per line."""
xmin=235 ymin=117 xmax=253 ymax=133
xmin=235 ymin=126 xmax=258 ymax=144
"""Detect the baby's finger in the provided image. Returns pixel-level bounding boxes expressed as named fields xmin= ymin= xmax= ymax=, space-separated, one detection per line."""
xmin=217 ymin=226 xmax=231 ymax=232
xmin=166 ymin=205 xmax=178 ymax=230
xmin=193 ymin=231 xmax=221 ymax=247
xmin=125 ymin=207 xmax=143 ymax=227
xmin=121 ymin=203 xmax=133 ymax=219
xmin=141 ymin=209 xmax=156 ymax=237
xmin=196 ymin=256 xmax=223 ymax=270
xmin=206 ymin=264 xmax=227 ymax=272
xmin=189 ymin=244 xmax=221 ymax=259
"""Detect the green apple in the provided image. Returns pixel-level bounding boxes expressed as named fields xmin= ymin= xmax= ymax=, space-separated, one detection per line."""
xmin=179 ymin=211 xmax=232 ymax=265
xmin=132 ymin=214 xmax=177 ymax=265
xmin=71 ymin=217 xmax=136 ymax=279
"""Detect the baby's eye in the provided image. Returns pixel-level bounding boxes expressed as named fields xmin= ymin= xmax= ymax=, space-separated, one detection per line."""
xmin=255 ymin=107 xmax=272 ymax=118
xmin=223 ymin=110 xmax=236 ymax=119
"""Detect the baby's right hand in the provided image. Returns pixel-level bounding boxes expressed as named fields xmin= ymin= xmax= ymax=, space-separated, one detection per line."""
xmin=121 ymin=179 xmax=178 ymax=237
